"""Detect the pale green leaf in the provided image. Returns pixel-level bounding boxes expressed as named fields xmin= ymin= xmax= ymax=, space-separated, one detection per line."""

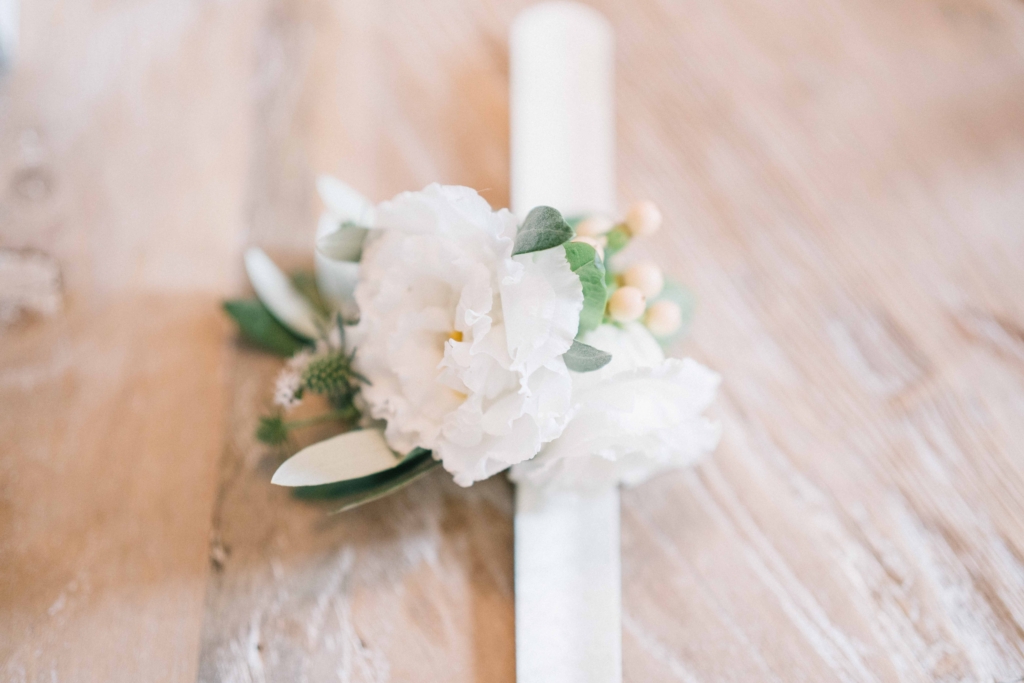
xmin=272 ymin=428 xmax=402 ymax=487
xmin=563 ymin=339 xmax=613 ymax=372
xmin=563 ymin=241 xmax=608 ymax=335
xmin=512 ymin=206 xmax=574 ymax=256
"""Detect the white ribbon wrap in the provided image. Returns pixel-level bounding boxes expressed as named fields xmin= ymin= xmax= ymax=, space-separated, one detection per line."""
xmin=510 ymin=4 xmax=621 ymax=682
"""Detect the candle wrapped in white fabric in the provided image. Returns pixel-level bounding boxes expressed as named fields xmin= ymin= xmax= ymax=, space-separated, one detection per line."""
xmin=509 ymin=4 xmax=720 ymax=682
xmin=509 ymin=4 xmax=620 ymax=682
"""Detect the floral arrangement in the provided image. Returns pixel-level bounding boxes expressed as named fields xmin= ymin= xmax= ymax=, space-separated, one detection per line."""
xmin=224 ymin=177 xmax=720 ymax=510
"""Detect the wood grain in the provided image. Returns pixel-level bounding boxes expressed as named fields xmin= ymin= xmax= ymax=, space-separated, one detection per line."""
xmin=3 ymin=0 xmax=1024 ymax=680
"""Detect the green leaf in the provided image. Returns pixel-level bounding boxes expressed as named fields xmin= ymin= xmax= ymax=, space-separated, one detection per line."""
xmin=223 ymin=299 xmax=308 ymax=356
xmin=290 ymin=271 xmax=331 ymax=317
xmin=563 ymin=242 xmax=608 ymax=335
xmin=563 ymin=339 xmax=613 ymax=373
xmin=604 ymin=225 xmax=630 ymax=259
xmin=512 ymin=206 xmax=574 ymax=256
xmin=256 ymin=415 xmax=290 ymax=445
xmin=293 ymin=449 xmax=441 ymax=514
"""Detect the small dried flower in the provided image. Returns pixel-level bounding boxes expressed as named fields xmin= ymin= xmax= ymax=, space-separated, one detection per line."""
xmin=273 ymin=350 xmax=313 ymax=409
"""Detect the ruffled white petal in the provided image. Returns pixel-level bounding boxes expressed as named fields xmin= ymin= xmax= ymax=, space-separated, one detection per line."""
xmin=510 ymin=322 xmax=721 ymax=490
xmin=349 ymin=184 xmax=583 ymax=485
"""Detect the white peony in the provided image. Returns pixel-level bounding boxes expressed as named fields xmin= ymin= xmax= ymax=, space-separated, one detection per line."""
xmin=510 ymin=322 xmax=721 ymax=490
xmin=348 ymin=184 xmax=584 ymax=486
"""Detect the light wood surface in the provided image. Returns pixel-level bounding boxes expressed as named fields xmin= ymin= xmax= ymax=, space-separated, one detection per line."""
xmin=3 ymin=0 xmax=1024 ymax=681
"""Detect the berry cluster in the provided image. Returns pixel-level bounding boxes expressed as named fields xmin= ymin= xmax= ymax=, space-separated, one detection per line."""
xmin=570 ymin=200 xmax=688 ymax=340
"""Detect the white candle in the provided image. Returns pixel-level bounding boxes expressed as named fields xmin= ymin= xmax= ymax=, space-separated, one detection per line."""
xmin=510 ymin=4 xmax=622 ymax=682
xmin=0 ymin=0 xmax=17 ymax=69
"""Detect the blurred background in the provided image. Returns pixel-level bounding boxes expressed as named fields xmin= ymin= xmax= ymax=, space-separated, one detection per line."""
xmin=2 ymin=0 xmax=1024 ymax=681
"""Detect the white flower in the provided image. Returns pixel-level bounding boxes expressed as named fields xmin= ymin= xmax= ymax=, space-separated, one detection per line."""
xmin=510 ymin=322 xmax=720 ymax=490
xmin=349 ymin=184 xmax=584 ymax=486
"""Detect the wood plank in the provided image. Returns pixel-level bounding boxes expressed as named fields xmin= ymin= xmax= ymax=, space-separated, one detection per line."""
xmin=0 ymin=295 xmax=228 ymax=681
xmin=2 ymin=0 xmax=1024 ymax=680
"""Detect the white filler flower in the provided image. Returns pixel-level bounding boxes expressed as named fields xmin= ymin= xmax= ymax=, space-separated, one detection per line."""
xmin=510 ymin=322 xmax=721 ymax=490
xmin=350 ymin=184 xmax=584 ymax=486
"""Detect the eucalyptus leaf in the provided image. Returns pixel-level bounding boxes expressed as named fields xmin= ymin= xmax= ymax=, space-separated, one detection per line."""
xmin=563 ymin=241 xmax=608 ymax=335
xmin=563 ymin=339 xmax=613 ymax=372
xmin=292 ymin=449 xmax=440 ymax=514
xmin=272 ymin=428 xmax=402 ymax=487
xmin=512 ymin=206 xmax=574 ymax=256
xmin=223 ymin=299 xmax=308 ymax=356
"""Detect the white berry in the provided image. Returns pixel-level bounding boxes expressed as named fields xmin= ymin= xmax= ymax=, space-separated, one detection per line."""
xmin=608 ymin=286 xmax=646 ymax=322
xmin=645 ymin=300 xmax=683 ymax=337
xmin=575 ymin=215 xmax=615 ymax=237
xmin=621 ymin=261 xmax=664 ymax=298
xmin=625 ymin=200 xmax=662 ymax=237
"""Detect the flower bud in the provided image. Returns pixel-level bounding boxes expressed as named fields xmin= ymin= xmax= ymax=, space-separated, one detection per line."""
xmin=621 ymin=261 xmax=663 ymax=298
xmin=645 ymin=300 xmax=683 ymax=337
xmin=625 ymin=200 xmax=662 ymax=237
xmin=608 ymin=286 xmax=646 ymax=322
xmin=575 ymin=215 xmax=615 ymax=237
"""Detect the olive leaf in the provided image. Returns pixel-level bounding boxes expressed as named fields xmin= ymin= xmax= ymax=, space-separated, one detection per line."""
xmin=563 ymin=241 xmax=608 ymax=335
xmin=562 ymin=339 xmax=612 ymax=373
xmin=223 ymin=299 xmax=308 ymax=356
xmin=292 ymin=448 xmax=440 ymax=514
xmin=512 ymin=206 xmax=574 ymax=256
xmin=243 ymin=247 xmax=322 ymax=339
xmin=272 ymin=428 xmax=404 ymax=487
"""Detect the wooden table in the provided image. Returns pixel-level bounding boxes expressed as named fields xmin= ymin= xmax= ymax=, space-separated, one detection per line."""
xmin=3 ymin=0 xmax=1024 ymax=680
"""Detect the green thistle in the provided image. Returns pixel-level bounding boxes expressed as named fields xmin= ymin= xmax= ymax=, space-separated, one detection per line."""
xmin=303 ymin=352 xmax=352 ymax=394
xmin=301 ymin=349 xmax=369 ymax=408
